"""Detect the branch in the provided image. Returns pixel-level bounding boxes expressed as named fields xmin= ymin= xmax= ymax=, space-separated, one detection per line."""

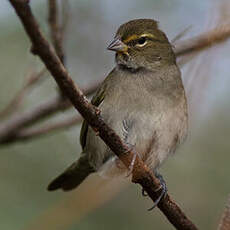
xmin=0 ymin=0 xmax=68 ymax=122
xmin=8 ymin=1 xmax=198 ymax=229
xmin=0 ymin=96 xmax=68 ymax=143
xmin=48 ymin=0 xmax=65 ymax=63
xmin=171 ymin=25 xmax=192 ymax=44
xmin=174 ymin=23 xmax=230 ymax=56
xmin=0 ymin=83 xmax=97 ymax=144
xmin=0 ymin=68 xmax=46 ymax=119
xmin=0 ymin=0 xmax=68 ymax=136
xmin=60 ymin=0 xmax=70 ymax=39
xmin=48 ymin=0 xmax=69 ymax=99
xmin=8 ymin=115 xmax=82 ymax=142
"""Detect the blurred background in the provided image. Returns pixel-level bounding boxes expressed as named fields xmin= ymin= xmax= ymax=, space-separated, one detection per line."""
xmin=0 ymin=0 xmax=230 ymax=229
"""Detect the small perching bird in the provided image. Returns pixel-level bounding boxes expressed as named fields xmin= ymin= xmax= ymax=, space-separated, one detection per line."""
xmin=48 ymin=19 xmax=188 ymax=205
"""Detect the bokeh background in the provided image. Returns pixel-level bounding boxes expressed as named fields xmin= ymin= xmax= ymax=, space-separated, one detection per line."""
xmin=0 ymin=0 xmax=230 ymax=229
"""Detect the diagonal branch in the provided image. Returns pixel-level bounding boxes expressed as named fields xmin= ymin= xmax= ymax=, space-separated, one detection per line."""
xmin=171 ymin=25 xmax=192 ymax=43
xmin=0 ymin=96 xmax=68 ymax=143
xmin=174 ymin=23 xmax=230 ymax=56
xmin=8 ymin=1 xmax=198 ymax=229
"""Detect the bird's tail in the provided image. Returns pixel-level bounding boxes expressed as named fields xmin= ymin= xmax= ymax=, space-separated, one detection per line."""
xmin=47 ymin=153 xmax=95 ymax=191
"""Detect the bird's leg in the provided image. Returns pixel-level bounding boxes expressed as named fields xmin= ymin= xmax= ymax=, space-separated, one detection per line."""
xmin=147 ymin=172 xmax=167 ymax=211
xmin=121 ymin=119 xmax=140 ymax=176
xmin=115 ymin=142 xmax=139 ymax=175
xmin=125 ymin=143 xmax=140 ymax=177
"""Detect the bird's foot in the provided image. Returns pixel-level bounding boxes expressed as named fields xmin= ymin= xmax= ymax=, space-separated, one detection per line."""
xmin=147 ymin=172 xmax=167 ymax=211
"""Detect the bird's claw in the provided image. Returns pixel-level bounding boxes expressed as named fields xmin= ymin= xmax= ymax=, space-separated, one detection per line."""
xmin=148 ymin=173 xmax=167 ymax=211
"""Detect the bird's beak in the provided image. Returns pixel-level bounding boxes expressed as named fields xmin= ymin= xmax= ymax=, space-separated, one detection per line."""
xmin=107 ymin=37 xmax=128 ymax=52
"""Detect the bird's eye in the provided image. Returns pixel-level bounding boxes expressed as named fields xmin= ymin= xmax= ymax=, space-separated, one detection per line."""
xmin=137 ymin=37 xmax=147 ymax=45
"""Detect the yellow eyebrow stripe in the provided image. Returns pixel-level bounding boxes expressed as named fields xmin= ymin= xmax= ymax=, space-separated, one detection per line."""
xmin=123 ymin=33 xmax=156 ymax=43
xmin=123 ymin=35 xmax=139 ymax=43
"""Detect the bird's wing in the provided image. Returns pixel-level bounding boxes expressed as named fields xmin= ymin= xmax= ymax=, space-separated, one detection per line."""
xmin=80 ymin=87 xmax=105 ymax=148
xmin=79 ymin=68 xmax=116 ymax=149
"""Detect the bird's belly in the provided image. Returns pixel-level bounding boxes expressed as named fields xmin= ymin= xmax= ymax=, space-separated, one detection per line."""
xmin=87 ymin=98 xmax=188 ymax=177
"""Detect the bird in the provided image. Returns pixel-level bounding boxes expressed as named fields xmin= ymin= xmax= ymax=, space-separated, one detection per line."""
xmin=48 ymin=19 xmax=188 ymax=204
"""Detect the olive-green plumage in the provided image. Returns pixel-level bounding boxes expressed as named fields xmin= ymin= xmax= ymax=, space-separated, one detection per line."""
xmin=48 ymin=19 xmax=188 ymax=191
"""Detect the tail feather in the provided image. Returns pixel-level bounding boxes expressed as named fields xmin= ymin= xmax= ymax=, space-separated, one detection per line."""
xmin=47 ymin=154 xmax=95 ymax=191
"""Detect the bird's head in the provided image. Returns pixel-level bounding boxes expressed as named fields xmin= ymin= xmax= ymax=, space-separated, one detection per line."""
xmin=107 ymin=19 xmax=175 ymax=71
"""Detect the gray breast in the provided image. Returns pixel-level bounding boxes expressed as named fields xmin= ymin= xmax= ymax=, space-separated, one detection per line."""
xmin=85 ymin=64 xmax=188 ymax=174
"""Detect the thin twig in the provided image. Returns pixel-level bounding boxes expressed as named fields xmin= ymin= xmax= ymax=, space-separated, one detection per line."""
xmin=8 ymin=1 xmax=198 ymax=229
xmin=0 ymin=0 xmax=80 ymax=142
xmin=15 ymin=115 xmax=82 ymax=141
xmin=48 ymin=0 xmax=65 ymax=63
xmin=0 ymin=0 xmax=66 ymax=122
xmin=0 ymin=68 xmax=46 ymax=119
xmin=0 ymin=82 xmax=98 ymax=144
xmin=0 ymin=96 xmax=68 ymax=143
xmin=171 ymin=25 xmax=192 ymax=43
xmin=60 ymin=0 xmax=70 ymax=42
xmin=174 ymin=23 xmax=230 ymax=56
